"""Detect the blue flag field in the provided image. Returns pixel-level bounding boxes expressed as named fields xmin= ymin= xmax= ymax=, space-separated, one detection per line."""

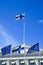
xmin=27 ymin=43 xmax=39 ymax=53
xmin=1 ymin=45 xmax=11 ymax=55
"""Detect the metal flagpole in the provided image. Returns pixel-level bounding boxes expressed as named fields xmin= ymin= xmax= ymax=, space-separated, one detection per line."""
xmin=15 ymin=13 xmax=25 ymax=54
xmin=23 ymin=20 xmax=26 ymax=54
xmin=15 ymin=13 xmax=25 ymax=44
xmin=15 ymin=13 xmax=26 ymax=64
xmin=39 ymin=42 xmax=41 ymax=65
xmin=23 ymin=21 xmax=25 ymax=44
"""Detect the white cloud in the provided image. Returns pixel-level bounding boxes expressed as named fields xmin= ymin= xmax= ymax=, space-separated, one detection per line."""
xmin=0 ymin=24 xmax=17 ymax=49
xmin=38 ymin=20 xmax=43 ymax=24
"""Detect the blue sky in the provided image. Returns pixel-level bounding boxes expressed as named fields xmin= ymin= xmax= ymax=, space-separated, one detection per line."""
xmin=0 ymin=0 xmax=43 ymax=50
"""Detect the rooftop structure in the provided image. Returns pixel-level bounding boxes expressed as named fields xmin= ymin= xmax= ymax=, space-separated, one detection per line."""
xmin=0 ymin=43 xmax=43 ymax=65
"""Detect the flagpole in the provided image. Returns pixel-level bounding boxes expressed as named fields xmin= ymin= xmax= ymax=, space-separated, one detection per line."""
xmin=23 ymin=18 xmax=26 ymax=54
xmin=39 ymin=42 xmax=41 ymax=65
xmin=16 ymin=13 xmax=25 ymax=44
xmin=23 ymin=21 xmax=25 ymax=44
xmin=15 ymin=13 xmax=25 ymax=54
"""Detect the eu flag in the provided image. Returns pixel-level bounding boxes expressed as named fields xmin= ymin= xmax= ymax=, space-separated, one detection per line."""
xmin=27 ymin=43 xmax=39 ymax=53
xmin=1 ymin=45 xmax=11 ymax=55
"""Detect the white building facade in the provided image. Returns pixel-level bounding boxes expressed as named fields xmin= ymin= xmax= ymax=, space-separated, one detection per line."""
xmin=0 ymin=44 xmax=43 ymax=65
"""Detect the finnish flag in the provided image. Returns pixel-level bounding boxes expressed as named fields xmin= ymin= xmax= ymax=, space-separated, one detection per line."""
xmin=15 ymin=13 xmax=25 ymax=20
xmin=18 ymin=44 xmax=25 ymax=54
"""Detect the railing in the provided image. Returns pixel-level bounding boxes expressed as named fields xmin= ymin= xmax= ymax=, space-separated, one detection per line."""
xmin=0 ymin=52 xmax=43 ymax=61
